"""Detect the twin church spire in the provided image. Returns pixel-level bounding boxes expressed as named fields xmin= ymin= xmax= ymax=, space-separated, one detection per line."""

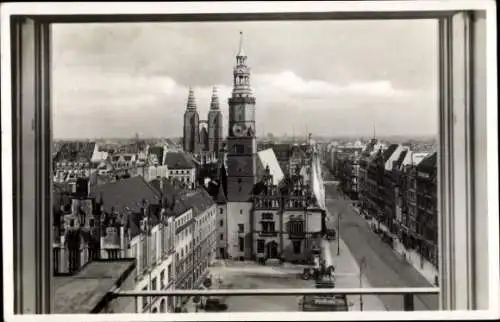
xmin=183 ymin=31 xmax=251 ymax=157
xmin=184 ymin=86 xmax=219 ymax=111
xmin=184 ymin=30 xmax=251 ymax=112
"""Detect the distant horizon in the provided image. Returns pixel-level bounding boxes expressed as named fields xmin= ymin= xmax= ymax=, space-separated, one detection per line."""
xmin=52 ymin=133 xmax=437 ymax=141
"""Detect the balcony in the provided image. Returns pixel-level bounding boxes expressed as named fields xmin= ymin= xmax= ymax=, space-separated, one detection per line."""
xmin=259 ymin=231 xmax=278 ymax=237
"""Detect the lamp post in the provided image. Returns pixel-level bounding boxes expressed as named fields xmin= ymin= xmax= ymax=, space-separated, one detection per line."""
xmin=337 ymin=210 xmax=341 ymax=256
xmin=359 ymin=257 xmax=366 ymax=311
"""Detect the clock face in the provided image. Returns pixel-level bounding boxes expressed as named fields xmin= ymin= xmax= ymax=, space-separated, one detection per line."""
xmin=232 ymin=124 xmax=244 ymax=137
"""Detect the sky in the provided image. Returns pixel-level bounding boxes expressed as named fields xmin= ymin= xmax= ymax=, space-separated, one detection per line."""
xmin=52 ymin=20 xmax=438 ymax=139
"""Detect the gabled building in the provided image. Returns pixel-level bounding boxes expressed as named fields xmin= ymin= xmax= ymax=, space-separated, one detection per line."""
xmin=415 ymin=152 xmax=438 ymax=267
xmin=53 ymin=141 xmax=107 ymax=183
xmin=164 ymin=151 xmax=197 ymax=190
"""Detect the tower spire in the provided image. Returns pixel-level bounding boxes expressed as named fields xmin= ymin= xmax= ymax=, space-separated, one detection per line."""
xmin=210 ymin=86 xmax=220 ymax=110
xmin=187 ymin=87 xmax=196 ymax=110
xmin=237 ymin=31 xmax=245 ymax=57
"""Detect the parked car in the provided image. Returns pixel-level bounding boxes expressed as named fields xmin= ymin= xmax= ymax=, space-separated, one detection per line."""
xmin=204 ymin=298 xmax=228 ymax=312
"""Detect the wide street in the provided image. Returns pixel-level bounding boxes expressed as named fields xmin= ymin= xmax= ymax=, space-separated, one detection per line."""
xmin=323 ymin=179 xmax=439 ymax=311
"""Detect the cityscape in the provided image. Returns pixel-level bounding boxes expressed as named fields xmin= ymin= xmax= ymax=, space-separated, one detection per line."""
xmin=50 ymin=23 xmax=439 ymax=314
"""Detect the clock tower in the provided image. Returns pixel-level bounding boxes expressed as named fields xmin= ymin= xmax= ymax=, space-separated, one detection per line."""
xmin=226 ymin=31 xmax=257 ymax=202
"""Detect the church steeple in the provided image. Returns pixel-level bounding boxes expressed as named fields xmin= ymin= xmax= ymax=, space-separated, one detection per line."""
xmin=232 ymin=31 xmax=252 ymax=97
xmin=227 ymin=31 xmax=257 ymax=202
xmin=183 ymin=87 xmax=200 ymax=153
xmin=186 ymin=87 xmax=197 ymax=110
xmin=210 ymin=86 xmax=220 ymax=110
xmin=237 ymin=31 xmax=246 ymax=58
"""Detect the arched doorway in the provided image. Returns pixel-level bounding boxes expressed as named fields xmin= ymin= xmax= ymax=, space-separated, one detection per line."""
xmin=266 ymin=241 xmax=278 ymax=258
xmin=160 ymin=299 xmax=166 ymax=313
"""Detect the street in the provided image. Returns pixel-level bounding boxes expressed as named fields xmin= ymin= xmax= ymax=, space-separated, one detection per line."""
xmin=324 ymin=183 xmax=439 ymax=311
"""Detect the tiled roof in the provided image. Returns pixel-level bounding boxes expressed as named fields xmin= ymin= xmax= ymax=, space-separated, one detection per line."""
xmin=270 ymin=144 xmax=292 ymax=161
xmin=178 ymin=189 xmax=215 ymax=217
xmin=90 ymin=176 xmax=161 ymax=214
xmin=416 ymin=151 xmax=437 ymax=171
xmin=165 ymin=152 xmax=195 ymax=169
xmin=382 ymin=144 xmax=399 ymax=162
xmin=89 ymin=176 xmax=163 ymax=238
xmin=54 ymin=141 xmax=96 ymax=163
xmin=150 ymin=177 xmax=215 ymax=217
xmin=257 ymin=148 xmax=284 ymax=185
xmin=215 ymin=183 xmax=227 ymax=204
xmin=361 ymin=139 xmax=377 ymax=156
xmin=397 ymin=149 xmax=408 ymax=165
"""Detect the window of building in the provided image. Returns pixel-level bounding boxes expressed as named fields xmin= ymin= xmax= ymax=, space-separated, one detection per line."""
xmin=238 ymin=224 xmax=244 ymax=233
xmin=142 ymin=286 xmax=149 ymax=310
xmin=233 ymin=144 xmax=244 ymax=154
xmin=238 ymin=237 xmax=244 ymax=252
xmin=262 ymin=221 xmax=275 ymax=233
xmin=240 ymin=209 xmax=243 ymax=215
xmin=257 ymin=239 xmax=265 ymax=253
xmin=220 ymin=233 xmax=224 ymax=241
xmin=152 ymin=277 xmax=157 ymax=290
xmin=292 ymin=240 xmax=301 ymax=254
xmin=160 ymin=270 xmax=165 ymax=289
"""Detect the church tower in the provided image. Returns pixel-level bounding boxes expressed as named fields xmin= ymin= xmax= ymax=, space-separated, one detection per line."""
xmin=183 ymin=87 xmax=200 ymax=154
xmin=208 ymin=86 xmax=224 ymax=157
xmin=226 ymin=32 xmax=257 ymax=202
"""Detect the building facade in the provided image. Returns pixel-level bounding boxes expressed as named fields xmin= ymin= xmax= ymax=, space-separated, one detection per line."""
xmin=252 ymin=166 xmax=323 ymax=263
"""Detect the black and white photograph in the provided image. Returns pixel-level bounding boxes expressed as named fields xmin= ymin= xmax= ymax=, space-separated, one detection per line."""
xmin=1 ymin=1 xmax=498 ymax=321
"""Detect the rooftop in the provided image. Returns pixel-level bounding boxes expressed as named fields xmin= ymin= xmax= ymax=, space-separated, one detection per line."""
xmin=417 ymin=151 xmax=437 ymax=171
xmin=53 ymin=259 xmax=135 ymax=314
xmin=257 ymin=148 xmax=285 ymax=185
xmin=54 ymin=141 xmax=96 ymax=163
xmin=165 ymin=151 xmax=195 ymax=169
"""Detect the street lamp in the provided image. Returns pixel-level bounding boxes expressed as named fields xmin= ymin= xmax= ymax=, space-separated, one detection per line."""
xmin=337 ymin=210 xmax=341 ymax=256
xmin=359 ymin=257 xmax=366 ymax=311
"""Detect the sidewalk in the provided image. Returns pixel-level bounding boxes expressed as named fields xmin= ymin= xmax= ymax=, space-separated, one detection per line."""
xmin=393 ymin=240 xmax=438 ymax=286
xmin=322 ymin=238 xmax=388 ymax=311
xmin=365 ymin=216 xmax=438 ymax=286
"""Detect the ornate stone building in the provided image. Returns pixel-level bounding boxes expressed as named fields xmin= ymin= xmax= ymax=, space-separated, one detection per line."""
xmin=222 ymin=33 xmax=323 ymax=262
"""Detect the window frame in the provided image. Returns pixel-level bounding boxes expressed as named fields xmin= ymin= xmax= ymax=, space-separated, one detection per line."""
xmin=2 ymin=1 xmax=497 ymax=318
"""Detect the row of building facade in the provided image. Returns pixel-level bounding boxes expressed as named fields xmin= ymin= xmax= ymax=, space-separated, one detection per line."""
xmin=53 ymin=175 xmax=218 ymax=313
xmin=326 ymin=139 xmax=438 ymax=269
